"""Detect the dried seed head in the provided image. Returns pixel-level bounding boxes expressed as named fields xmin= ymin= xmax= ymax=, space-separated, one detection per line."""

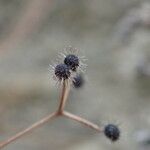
xmin=55 ymin=64 xmax=71 ymax=80
xmin=73 ymin=74 xmax=84 ymax=88
xmin=64 ymin=54 xmax=79 ymax=71
xmin=104 ymin=124 xmax=120 ymax=142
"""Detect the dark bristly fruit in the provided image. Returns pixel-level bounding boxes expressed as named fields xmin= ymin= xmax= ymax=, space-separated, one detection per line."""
xmin=73 ymin=74 xmax=84 ymax=88
xmin=64 ymin=54 xmax=79 ymax=71
xmin=104 ymin=124 xmax=120 ymax=142
xmin=55 ymin=64 xmax=70 ymax=80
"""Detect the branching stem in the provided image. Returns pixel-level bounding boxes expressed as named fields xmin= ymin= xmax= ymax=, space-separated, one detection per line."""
xmin=0 ymin=80 xmax=102 ymax=149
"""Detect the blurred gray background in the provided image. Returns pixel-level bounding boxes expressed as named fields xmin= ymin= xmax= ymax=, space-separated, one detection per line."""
xmin=0 ymin=0 xmax=150 ymax=149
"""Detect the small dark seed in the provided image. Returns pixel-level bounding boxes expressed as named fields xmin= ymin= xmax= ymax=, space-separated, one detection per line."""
xmin=64 ymin=54 xmax=79 ymax=71
xmin=104 ymin=124 xmax=120 ymax=142
xmin=55 ymin=64 xmax=70 ymax=80
xmin=73 ymin=74 xmax=84 ymax=88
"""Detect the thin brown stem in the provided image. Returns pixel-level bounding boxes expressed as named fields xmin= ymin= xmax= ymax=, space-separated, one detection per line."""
xmin=0 ymin=111 xmax=59 ymax=149
xmin=0 ymin=78 xmax=102 ymax=149
xmin=62 ymin=111 xmax=102 ymax=132
xmin=58 ymin=80 xmax=70 ymax=112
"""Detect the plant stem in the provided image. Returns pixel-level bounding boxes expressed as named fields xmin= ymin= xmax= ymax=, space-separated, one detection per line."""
xmin=0 ymin=79 xmax=102 ymax=149
xmin=0 ymin=111 xmax=58 ymax=149
xmin=62 ymin=111 xmax=102 ymax=132
xmin=58 ymin=80 xmax=70 ymax=112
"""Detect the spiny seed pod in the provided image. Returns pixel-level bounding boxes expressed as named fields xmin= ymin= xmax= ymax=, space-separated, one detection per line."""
xmin=73 ymin=74 xmax=84 ymax=88
xmin=104 ymin=124 xmax=120 ymax=142
xmin=55 ymin=64 xmax=70 ymax=80
xmin=64 ymin=54 xmax=79 ymax=71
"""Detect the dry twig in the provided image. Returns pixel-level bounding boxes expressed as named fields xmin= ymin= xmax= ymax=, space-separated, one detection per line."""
xmin=0 ymin=50 xmax=120 ymax=148
xmin=0 ymin=79 xmax=102 ymax=149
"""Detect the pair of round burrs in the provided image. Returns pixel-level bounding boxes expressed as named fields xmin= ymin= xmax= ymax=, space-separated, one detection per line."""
xmin=54 ymin=53 xmax=80 ymax=80
xmin=53 ymin=46 xmax=86 ymax=87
